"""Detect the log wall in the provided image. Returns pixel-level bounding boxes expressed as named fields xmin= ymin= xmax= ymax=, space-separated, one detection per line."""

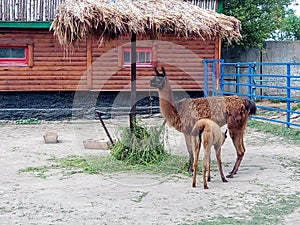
xmin=0 ymin=29 xmax=219 ymax=91
xmin=0 ymin=29 xmax=87 ymax=91
xmin=91 ymin=36 xmax=219 ymax=91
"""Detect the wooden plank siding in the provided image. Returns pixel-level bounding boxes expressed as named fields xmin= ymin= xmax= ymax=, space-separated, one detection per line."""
xmin=0 ymin=29 xmax=88 ymax=91
xmin=157 ymin=38 xmax=218 ymax=91
xmin=91 ymin=36 xmax=219 ymax=91
xmin=0 ymin=29 xmax=219 ymax=91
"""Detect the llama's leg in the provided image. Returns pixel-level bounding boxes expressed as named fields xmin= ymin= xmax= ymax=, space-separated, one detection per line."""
xmin=227 ymin=130 xmax=245 ymax=178
xmin=215 ymin=146 xmax=228 ymax=182
xmin=202 ymin=147 xmax=210 ymax=189
xmin=192 ymin=140 xmax=200 ymax=188
xmin=184 ymin=134 xmax=194 ymax=173
xmin=207 ymin=154 xmax=211 ymax=182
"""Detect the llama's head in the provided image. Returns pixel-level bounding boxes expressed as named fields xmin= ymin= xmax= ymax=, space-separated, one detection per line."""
xmin=150 ymin=67 xmax=166 ymax=90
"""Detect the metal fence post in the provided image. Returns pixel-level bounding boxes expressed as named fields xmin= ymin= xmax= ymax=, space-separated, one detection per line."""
xmin=286 ymin=63 xmax=291 ymax=129
xmin=235 ymin=62 xmax=240 ymax=95
xmin=248 ymin=63 xmax=253 ymax=100
xmin=252 ymin=64 xmax=257 ymax=101
xmin=212 ymin=61 xmax=215 ymax=96
xmin=203 ymin=59 xmax=208 ymax=97
xmin=220 ymin=60 xmax=225 ymax=96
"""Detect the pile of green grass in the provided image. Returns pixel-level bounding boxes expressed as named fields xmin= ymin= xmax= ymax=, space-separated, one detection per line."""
xmin=18 ymin=154 xmax=190 ymax=179
xmin=110 ymin=120 xmax=169 ymax=165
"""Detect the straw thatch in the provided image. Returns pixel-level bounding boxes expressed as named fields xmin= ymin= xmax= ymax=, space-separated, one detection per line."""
xmin=50 ymin=0 xmax=241 ymax=47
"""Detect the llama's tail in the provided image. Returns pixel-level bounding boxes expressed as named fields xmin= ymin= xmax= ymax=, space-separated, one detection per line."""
xmin=198 ymin=131 xmax=202 ymax=150
xmin=190 ymin=120 xmax=204 ymax=150
xmin=243 ymin=99 xmax=257 ymax=115
xmin=190 ymin=119 xmax=206 ymax=136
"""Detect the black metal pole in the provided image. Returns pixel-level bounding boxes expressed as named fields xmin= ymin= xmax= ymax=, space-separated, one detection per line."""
xmin=95 ymin=111 xmax=114 ymax=146
xmin=130 ymin=32 xmax=137 ymax=131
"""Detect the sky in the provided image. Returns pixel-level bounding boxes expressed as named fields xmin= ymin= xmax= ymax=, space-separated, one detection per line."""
xmin=290 ymin=0 xmax=300 ymax=16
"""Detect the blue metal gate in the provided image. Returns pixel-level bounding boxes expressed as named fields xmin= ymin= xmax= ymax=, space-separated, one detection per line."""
xmin=203 ymin=60 xmax=300 ymax=129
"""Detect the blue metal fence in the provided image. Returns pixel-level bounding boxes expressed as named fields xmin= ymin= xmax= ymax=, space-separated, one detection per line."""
xmin=203 ymin=59 xmax=224 ymax=97
xmin=203 ymin=60 xmax=300 ymax=129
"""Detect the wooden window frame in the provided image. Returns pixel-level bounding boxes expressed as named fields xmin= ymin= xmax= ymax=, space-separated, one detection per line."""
xmin=0 ymin=46 xmax=29 ymax=66
xmin=121 ymin=47 xmax=153 ymax=67
xmin=0 ymin=38 xmax=33 ymax=67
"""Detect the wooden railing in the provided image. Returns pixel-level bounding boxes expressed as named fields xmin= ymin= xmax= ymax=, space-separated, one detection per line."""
xmin=0 ymin=0 xmax=64 ymax=21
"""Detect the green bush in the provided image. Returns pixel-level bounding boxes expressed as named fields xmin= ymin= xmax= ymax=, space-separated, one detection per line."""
xmin=291 ymin=103 xmax=300 ymax=111
xmin=110 ymin=120 xmax=168 ymax=165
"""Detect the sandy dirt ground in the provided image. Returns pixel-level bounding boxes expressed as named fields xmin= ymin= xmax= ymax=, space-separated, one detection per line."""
xmin=0 ymin=117 xmax=299 ymax=225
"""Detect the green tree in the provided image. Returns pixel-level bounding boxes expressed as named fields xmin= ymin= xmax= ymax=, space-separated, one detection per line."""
xmin=222 ymin=0 xmax=296 ymax=49
xmin=272 ymin=9 xmax=300 ymax=40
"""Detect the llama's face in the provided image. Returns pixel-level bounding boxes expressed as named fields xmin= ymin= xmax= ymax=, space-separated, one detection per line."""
xmin=150 ymin=67 xmax=166 ymax=90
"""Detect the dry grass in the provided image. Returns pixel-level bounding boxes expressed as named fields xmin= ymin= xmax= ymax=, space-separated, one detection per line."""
xmin=50 ymin=0 xmax=241 ymax=47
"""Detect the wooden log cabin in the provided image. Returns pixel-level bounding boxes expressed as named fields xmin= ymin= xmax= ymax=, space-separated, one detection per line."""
xmin=0 ymin=0 xmax=229 ymax=120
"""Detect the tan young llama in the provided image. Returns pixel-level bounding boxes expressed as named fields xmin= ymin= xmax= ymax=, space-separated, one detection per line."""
xmin=150 ymin=67 xmax=256 ymax=178
xmin=190 ymin=118 xmax=228 ymax=189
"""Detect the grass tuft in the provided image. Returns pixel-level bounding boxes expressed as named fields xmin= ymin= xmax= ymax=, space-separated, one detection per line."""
xmin=15 ymin=118 xmax=41 ymax=124
xmin=247 ymin=119 xmax=300 ymax=144
xmin=194 ymin=192 xmax=300 ymax=225
xmin=18 ymin=154 xmax=192 ymax=179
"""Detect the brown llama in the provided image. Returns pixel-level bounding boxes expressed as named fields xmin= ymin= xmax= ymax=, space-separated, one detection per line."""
xmin=150 ymin=67 xmax=256 ymax=178
xmin=190 ymin=118 xmax=228 ymax=189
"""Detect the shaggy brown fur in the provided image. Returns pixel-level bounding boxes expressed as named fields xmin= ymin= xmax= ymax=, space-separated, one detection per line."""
xmin=150 ymin=67 xmax=257 ymax=178
xmin=190 ymin=119 xmax=227 ymax=189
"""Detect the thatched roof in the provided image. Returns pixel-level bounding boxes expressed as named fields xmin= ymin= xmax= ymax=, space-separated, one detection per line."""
xmin=50 ymin=0 xmax=241 ymax=47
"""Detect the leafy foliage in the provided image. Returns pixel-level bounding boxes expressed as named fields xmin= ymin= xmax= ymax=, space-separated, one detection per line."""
xmin=272 ymin=9 xmax=300 ymax=40
xmin=222 ymin=0 xmax=296 ymax=49
xmin=110 ymin=120 xmax=168 ymax=165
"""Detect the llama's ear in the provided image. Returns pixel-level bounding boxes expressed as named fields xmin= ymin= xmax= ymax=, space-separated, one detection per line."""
xmin=161 ymin=67 xmax=166 ymax=77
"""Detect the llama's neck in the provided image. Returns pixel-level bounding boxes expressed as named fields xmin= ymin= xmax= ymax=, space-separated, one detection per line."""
xmin=158 ymin=81 xmax=181 ymax=131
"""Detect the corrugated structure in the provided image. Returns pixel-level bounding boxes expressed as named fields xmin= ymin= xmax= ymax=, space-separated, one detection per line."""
xmin=185 ymin=0 xmax=217 ymax=11
xmin=0 ymin=0 xmax=64 ymax=21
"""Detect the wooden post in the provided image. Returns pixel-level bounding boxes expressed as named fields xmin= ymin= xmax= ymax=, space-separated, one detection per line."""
xmin=130 ymin=32 xmax=137 ymax=130
xmin=28 ymin=44 xmax=34 ymax=67
xmin=86 ymin=36 xmax=92 ymax=89
xmin=215 ymin=37 xmax=221 ymax=90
